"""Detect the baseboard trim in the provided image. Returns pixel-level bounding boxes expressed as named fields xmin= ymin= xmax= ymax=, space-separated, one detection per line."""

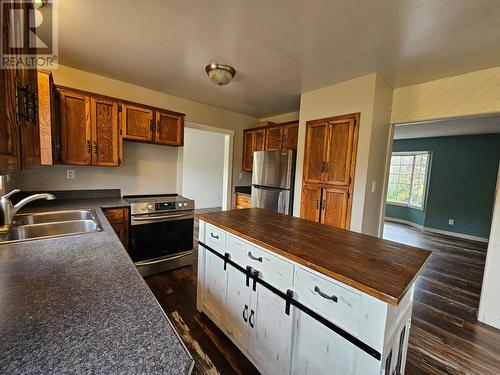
xmin=385 ymin=217 xmax=489 ymax=243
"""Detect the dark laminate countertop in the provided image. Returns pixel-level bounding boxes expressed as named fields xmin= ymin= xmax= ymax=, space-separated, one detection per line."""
xmin=0 ymin=197 xmax=193 ymax=374
xmin=198 ymin=208 xmax=432 ymax=305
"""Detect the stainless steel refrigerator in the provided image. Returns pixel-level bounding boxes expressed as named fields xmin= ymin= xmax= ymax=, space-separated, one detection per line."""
xmin=251 ymin=149 xmax=296 ymax=215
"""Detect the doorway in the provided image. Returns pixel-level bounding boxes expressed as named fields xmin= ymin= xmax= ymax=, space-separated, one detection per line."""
xmin=178 ymin=122 xmax=234 ymax=211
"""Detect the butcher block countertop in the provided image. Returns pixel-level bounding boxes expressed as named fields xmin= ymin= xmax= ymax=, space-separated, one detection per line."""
xmin=197 ymin=208 xmax=431 ymax=305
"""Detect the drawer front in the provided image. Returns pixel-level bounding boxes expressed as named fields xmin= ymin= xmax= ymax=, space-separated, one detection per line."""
xmin=227 ymin=234 xmax=293 ymax=291
xmin=235 ymin=193 xmax=251 ymax=208
xmin=103 ymin=208 xmax=127 ymax=224
xmin=293 ymin=267 xmax=362 ymax=337
xmin=205 ymin=223 xmax=227 ymax=252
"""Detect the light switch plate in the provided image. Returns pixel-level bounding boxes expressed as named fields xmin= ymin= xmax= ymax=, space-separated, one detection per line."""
xmin=66 ymin=170 xmax=75 ymax=180
xmin=448 ymin=218 xmax=455 ymax=225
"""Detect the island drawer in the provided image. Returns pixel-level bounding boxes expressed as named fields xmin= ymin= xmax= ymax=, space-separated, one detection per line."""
xmin=205 ymin=223 xmax=227 ymax=252
xmin=227 ymin=234 xmax=293 ymax=291
xmin=293 ymin=266 xmax=362 ymax=337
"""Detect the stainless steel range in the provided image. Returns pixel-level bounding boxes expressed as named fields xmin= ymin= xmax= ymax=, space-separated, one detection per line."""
xmin=123 ymin=194 xmax=194 ymax=277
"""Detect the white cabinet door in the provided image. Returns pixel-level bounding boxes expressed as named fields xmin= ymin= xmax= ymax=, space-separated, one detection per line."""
xmin=291 ymin=310 xmax=357 ymax=375
xmin=249 ymin=286 xmax=293 ymax=375
xmin=225 ymin=265 xmax=251 ymax=349
xmin=202 ymin=249 xmax=227 ymax=322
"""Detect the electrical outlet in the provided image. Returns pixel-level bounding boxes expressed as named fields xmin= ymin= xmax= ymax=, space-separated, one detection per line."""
xmin=66 ymin=170 xmax=75 ymax=180
xmin=448 ymin=219 xmax=454 ymax=226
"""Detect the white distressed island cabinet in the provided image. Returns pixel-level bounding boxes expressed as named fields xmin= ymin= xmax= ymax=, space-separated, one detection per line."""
xmin=196 ymin=209 xmax=430 ymax=375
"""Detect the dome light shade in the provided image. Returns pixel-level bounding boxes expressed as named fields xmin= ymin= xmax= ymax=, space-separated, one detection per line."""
xmin=205 ymin=63 xmax=236 ymax=86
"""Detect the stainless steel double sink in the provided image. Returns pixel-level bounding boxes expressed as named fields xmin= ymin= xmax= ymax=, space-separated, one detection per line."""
xmin=1 ymin=209 xmax=103 ymax=243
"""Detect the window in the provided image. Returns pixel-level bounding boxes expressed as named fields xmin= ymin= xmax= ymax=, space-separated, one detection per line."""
xmin=387 ymin=152 xmax=430 ymax=210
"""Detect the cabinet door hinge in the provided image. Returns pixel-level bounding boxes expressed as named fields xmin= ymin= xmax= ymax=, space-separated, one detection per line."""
xmin=118 ymin=103 xmax=122 ymax=113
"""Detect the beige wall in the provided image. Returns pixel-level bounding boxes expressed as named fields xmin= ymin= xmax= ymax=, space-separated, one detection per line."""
xmin=259 ymin=111 xmax=300 ymax=123
xmin=10 ymin=65 xmax=257 ymax=195
xmin=392 ymin=66 xmax=500 ymax=124
xmin=294 ymin=73 xmax=393 ymax=235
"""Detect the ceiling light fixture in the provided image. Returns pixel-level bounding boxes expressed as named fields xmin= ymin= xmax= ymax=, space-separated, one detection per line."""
xmin=205 ymin=63 xmax=236 ymax=86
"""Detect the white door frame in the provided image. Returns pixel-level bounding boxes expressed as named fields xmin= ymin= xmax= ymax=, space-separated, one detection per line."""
xmin=178 ymin=121 xmax=234 ymax=211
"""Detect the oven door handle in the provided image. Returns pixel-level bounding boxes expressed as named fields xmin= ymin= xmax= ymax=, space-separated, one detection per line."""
xmin=132 ymin=213 xmax=192 ymax=221
xmin=135 ymin=251 xmax=192 ymax=266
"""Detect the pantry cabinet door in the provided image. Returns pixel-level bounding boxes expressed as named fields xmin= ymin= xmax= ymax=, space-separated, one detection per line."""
xmin=201 ymin=249 xmax=227 ymax=322
xmin=303 ymin=122 xmax=328 ymax=184
xmin=321 ymin=187 xmax=350 ymax=230
xmin=249 ymin=286 xmax=293 ymax=375
xmin=300 ymin=184 xmax=322 ymax=222
xmin=225 ymin=266 xmax=251 ymax=350
xmin=291 ymin=310 xmax=357 ymax=375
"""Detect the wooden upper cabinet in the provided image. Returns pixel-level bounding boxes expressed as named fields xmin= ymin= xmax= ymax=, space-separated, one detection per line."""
xmin=59 ymin=89 xmax=92 ymax=166
xmin=0 ymin=68 xmax=21 ymax=173
xmin=265 ymin=126 xmax=283 ymax=150
xmin=320 ymin=187 xmax=350 ymax=229
xmin=121 ymin=103 xmax=154 ymax=142
xmin=303 ymin=122 xmax=328 ymax=184
xmin=282 ymin=122 xmax=298 ymax=150
xmin=324 ymin=117 xmax=356 ymax=186
xmin=155 ymin=110 xmax=184 ymax=146
xmin=37 ymin=70 xmax=59 ymax=165
xmin=254 ymin=128 xmax=266 ymax=152
xmin=300 ymin=184 xmax=322 ymax=223
xmin=242 ymin=130 xmax=255 ymax=172
xmin=91 ymin=97 xmax=121 ymax=166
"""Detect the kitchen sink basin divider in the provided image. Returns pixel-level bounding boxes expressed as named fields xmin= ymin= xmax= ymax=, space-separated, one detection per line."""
xmin=198 ymin=240 xmax=382 ymax=361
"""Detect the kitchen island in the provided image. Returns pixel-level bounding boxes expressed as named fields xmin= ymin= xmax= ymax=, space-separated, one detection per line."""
xmin=0 ymin=192 xmax=193 ymax=374
xmin=196 ymin=208 xmax=431 ymax=375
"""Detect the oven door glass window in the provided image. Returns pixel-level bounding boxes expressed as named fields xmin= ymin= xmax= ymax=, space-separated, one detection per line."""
xmin=130 ymin=218 xmax=194 ymax=262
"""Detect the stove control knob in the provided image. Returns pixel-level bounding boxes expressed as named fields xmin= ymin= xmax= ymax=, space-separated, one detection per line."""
xmin=183 ymin=202 xmax=188 ymax=207
xmin=178 ymin=202 xmax=183 ymax=207
xmin=148 ymin=204 xmax=153 ymax=210
xmin=141 ymin=205 xmax=146 ymax=211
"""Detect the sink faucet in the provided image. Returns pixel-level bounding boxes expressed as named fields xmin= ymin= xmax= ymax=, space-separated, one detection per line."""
xmin=0 ymin=189 xmax=56 ymax=229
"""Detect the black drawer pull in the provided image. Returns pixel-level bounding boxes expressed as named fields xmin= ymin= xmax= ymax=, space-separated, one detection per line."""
xmin=314 ymin=286 xmax=338 ymax=302
xmin=242 ymin=304 xmax=248 ymax=322
xmin=210 ymin=233 xmax=219 ymax=239
xmin=249 ymin=309 xmax=255 ymax=328
xmin=248 ymin=251 xmax=262 ymax=262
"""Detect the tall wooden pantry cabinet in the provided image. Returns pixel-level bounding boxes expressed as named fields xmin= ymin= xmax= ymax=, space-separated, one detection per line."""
xmin=300 ymin=113 xmax=359 ymax=230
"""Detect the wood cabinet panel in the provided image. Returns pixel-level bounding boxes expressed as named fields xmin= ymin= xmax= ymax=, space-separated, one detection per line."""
xmin=155 ymin=110 xmax=184 ymax=146
xmin=59 ymin=90 xmax=91 ymax=165
xmin=324 ymin=118 xmax=356 ymax=186
xmin=265 ymin=126 xmax=283 ymax=150
xmin=254 ymin=128 xmax=266 ymax=152
xmin=0 ymin=67 xmax=21 ymax=173
xmin=37 ymin=70 xmax=59 ymax=165
xmin=300 ymin=184 xmax=322 ymax=222
xmin=91 ymin=98 xmax=120 ymax=166
xmin=235 ymin=193 xmax=251 ymax=209
xmin=321 ymin=187 xmax=350 ymax=229
xmin=102 ymin=207 xmax=129 ymax=250
xmin=282 ymin=122 xmax=299 ymax=150
xmin=303 ymin=122 xmax=328 ymax=184
xmin=242 ymin=130 xmax=255 ymax=172
xmin=225 ymin=266 xmax=250 ymax=349
xmin=121 ymin=103 xmax=154 ymax=142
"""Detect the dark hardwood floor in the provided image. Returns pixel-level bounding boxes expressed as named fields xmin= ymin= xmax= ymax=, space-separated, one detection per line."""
xmin=384 ymin=221 xmax=500 ymax=375
xmin=145 ymin=212 xmax=500 ymax=374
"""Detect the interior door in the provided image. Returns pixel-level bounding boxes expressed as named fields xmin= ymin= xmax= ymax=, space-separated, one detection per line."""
xmin=321 ymin=187 xmax=350 ymax=229
xmin=155 ymin=110 xmax=184 ymax=146
xmin=282 ymin=122 xmax=299 ymax=150
xmin=300 ymin=184 xmax=322 ymax=222
xmin=121 ymin=103 xmax=154 ymax=142
xmin=291 ymin=310 xmax=357 ymax=375
xmin=225 ymin=265 xmax=251 ymax=350
xmin=303 ymin=122 xmax=328 ymax=184
xmin=249 ymin=286 xmax=293 ymax=375
xmin=324 ymin=117 xmax=356 ymax=186
xmin=265 ymin=126 xmax=283 ymax=150
xmin=59 ymin=89 xmax=92 ymax=165
xmin=91 ymin=97 xmax=120 ymax=166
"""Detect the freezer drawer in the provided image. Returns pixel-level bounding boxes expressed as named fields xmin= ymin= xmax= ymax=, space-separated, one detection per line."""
xmin=251 ymin=186 xmax=291 ymax=214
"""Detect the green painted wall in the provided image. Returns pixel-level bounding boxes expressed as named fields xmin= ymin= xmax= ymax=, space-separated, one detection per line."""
xmin=386 ymin=133 xmax=500 ymax=239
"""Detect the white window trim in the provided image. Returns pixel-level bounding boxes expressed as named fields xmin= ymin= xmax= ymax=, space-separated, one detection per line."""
xmin=387 ymin=151 xmax=431 ymax=211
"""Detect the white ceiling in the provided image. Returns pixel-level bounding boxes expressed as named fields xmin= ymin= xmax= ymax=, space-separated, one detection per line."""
xmin=394 ymin=115 xmax=500 ymax=140
xmin=53 ymin=0 xmax=500 ymax=117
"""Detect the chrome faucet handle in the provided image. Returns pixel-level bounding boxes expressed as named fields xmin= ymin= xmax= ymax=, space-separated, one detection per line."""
xmin=1 ymin=189 xmax=20 ymax=200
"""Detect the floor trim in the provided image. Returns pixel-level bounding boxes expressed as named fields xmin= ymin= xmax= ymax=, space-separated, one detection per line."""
xmin=385 ymin=217 xmax=489 ymax=243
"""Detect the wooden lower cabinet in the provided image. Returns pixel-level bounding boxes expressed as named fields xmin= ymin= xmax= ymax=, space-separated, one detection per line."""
xmin=102 ymin=207 xmax=129 ymax=250
xmin=235 ymin=193 xmax=251 ymax=209
xmin=301 ymin=184 xmax=351 ymax=230
xmin=197 ymin=220 xmax=413 ymax=375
